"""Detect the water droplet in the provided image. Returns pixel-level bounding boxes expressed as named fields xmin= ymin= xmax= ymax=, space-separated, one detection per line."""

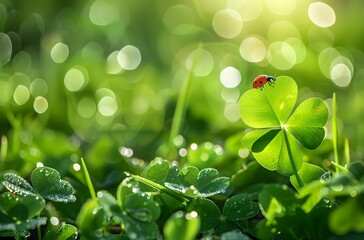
xmin=330 ymin=184 xmax=343 ymax=192
xmin=190 ymin=143 xmax=198 ymax=150
xmin=175 ymin=211 xmax=184 ymax=218
xmin=186 ymin=211 xmax=198 ymax=220
xmin=97 ymin=191 xmax=104 ymax=198
xmin=181 ymin=168 xmax=189 ymax=175
xmin=126 ymin=208 xmax=153 ymax=222
xmin=350 ymin=190 xmax=357 ymax=197
xmin=92 ymin=208 xmax=98 ymax=215
xmin=94 ymin=229 xmax=103 ymax=238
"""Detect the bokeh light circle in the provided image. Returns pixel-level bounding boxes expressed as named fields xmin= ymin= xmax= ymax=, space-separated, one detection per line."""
xmin=266 ymin=0 xmax=296 ymax=16
xmin=330 ymin=56 xmax=353 ymax=88
xmin=30 ymin=78 xmax=48 ymax=97
xmin=98 ymin=96 xmax=118 ymax=117
xmin=267 ymin=41 xmax=296 ymax=70
xmin=107 ymin=51 xmax=123 ymax=74
xmin=212 ymin=9 xmax=243 ymax=39
xmin=186 ymin=49 xmax=214 ymax=76
xmin=13 ymin=51 xmax=32 ymax=73
xmin=286 ymin=38 xmax=306 ymax=64
xmin=117 ymin=45 xmax=142 ymax=70
xmin=89 ymin=0 xmax=120 ymax=26
xmin=13 ymin=85 xmax=30 ymax=105
xmin=220 ymin=67 xmax=241 ymax=88
xmin=224 ymin=102 xmax=240 ymax=122
xmin=64 ymin=66 xmax=88 ymax=92
xmin=318 ymin=48 xmax=340 ymax=78
xmin=221 ymin=88 xmax=240 ymax=103
xmin=240 ymin=36 xmax=267 ymax=62
xmin=50 ymin=43 xmax=69 ymax=63
xmin=308 ymin=2 xmax=336 ymax=28
xmin=0 ymin=32 xmax=12 ymax=66
xmin=330 ymin=63 xmax=351 ymax=88
xmin=33 ymin=96 xmax=48 ymax=114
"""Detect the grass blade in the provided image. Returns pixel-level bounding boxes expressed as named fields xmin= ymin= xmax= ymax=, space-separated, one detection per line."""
xmin=332 ymin=93 xmax=339 ymax=172
xmin=80 ymin=157 xmax=97 ymax=202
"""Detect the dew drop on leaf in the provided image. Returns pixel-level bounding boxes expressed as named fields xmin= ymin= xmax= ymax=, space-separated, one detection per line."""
xmin=126 ymin=208 xmax=153 ymax=222
xmin=180 ymin=167 xmax=189 ymax=176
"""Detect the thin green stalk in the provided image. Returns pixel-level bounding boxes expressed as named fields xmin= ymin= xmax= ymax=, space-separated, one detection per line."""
xmin=80 ymin=157 xmax=97 ymax=201
xmin=0 ymin=135 xmax=7 ymax=162
xmin=126 ymin=172 xmax=192 ymax=203
xmin=168 ymin=44 xmax=203 ymax=158
xmin=344 ymin=138 xmax=350 ymax=168
xmin=37 ymin=216 xmax=42 ymax=240
xmin=330 ymin=161 xmax=348 ymax=172
xmin=6 ymin=112 xmax=21 ymax=154
xmin=283 ymin=129 xmax=303 ymax=188
xmin=332 ymin=92 xmax=339 ymax=172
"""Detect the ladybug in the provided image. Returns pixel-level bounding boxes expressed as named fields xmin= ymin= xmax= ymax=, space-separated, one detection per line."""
xmin=253 ymin=75 xmax=276 ymax=90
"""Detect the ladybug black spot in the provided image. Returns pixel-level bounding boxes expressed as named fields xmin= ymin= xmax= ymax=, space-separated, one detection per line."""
xmin=260 ymin=81 xmax=263 ymax=84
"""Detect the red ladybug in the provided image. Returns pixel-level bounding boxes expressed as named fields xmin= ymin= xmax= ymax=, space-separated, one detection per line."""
xmin=253 ymin=75 xmax=276 ymax=90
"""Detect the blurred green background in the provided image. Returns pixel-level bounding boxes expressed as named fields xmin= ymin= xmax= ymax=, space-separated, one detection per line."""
xmin=0 ymin=0 xmax=364 ymax=177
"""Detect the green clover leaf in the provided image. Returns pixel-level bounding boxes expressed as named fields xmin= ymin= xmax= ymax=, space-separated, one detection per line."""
xmin=239 ymin=76 xmax=328 ymax=176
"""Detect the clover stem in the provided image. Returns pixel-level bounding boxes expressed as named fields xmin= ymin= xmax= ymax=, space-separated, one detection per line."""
xmin=0 ymin=135 xmax=7 ymax=162
xmin=80 ymin=157 xmax=97 ymax=202
xmin=127 ymin=172 xmax=193 ymax=203
xmin=283 ymin=129 xmax=303 ymax=188
xmin=344 ymin=138 xmax=350 ymax=167
xmin=168 ymin=43 xmax=203 ymax=159
xmin=332 ymin=92 xmax=340 ymax=172
xmin=37 ymin=215 xmax=42 ymax=240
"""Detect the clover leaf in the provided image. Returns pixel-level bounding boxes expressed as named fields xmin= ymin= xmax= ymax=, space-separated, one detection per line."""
xmin=239 ymin=76 xmax=328 ymax=177
xmin=166 ymin=167 xmax=230 ymax=198
xmin=31 ymin=166 xmax=76 ymax=203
